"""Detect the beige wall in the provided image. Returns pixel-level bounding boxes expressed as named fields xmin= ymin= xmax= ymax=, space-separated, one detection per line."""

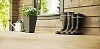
xmin=64 ymin=0 xmax=100 ymax=35
xmin=19 ymin=0 xmax=33 ymax=6
xmin=35 ymin=18 xmax=61 ymax=34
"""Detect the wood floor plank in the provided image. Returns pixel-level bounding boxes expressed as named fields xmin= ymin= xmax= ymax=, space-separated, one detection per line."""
xmin=0 ymin=31 xmax=100 ymax=49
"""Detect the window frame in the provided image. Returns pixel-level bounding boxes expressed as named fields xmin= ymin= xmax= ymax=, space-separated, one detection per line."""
xmin=33 ymin=0 xmax=62 ymax=16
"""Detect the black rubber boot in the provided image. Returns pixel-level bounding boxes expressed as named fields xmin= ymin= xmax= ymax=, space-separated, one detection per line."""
xmin=61 ymin=12 xmax=74 ymax=35
xmin=71 ymin=13 xmax=83 ymax=35
xmin=56 ymin=12 xmax=67 ymax=34
xmin=67 ymin=13 xmax=76 ymax=35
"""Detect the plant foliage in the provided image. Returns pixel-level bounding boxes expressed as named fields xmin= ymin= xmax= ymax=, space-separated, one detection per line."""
xmin=41 ymin=0 xmax=48 ymax=14
xmin=21 ymin=5 xmax=37 ymax=16
xmin=0 ymin=0 xmax=10 ymax=30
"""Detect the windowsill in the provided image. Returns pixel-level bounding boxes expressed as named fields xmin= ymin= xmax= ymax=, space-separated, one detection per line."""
xmin=37 ymin=14 xmax=60 ymax=17
xmin=37 ymin=14 xmax=60 ymax=20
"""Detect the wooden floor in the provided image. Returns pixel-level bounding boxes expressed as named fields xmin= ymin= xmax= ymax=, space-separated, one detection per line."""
xmin=0 ymin=31 xmax=100 ymax=49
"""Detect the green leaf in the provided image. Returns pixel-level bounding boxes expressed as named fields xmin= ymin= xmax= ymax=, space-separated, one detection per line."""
xmin=20 ymin=5 xmax=37 ymax=16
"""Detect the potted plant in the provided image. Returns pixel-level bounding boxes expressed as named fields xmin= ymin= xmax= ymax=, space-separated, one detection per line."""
xmin=21 ymin=5 xmax=37 ymax=33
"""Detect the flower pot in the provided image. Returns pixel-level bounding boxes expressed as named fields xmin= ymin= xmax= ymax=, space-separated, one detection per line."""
xmin=23 ymin=16 xmax=37 ymax=33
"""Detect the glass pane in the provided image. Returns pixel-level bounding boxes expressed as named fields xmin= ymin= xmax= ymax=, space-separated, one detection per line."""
xmin=37 ymin=0 xmax=60 ymax=15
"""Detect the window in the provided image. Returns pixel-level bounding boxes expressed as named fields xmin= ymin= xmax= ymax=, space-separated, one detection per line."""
xmin=34 ymin=0 xmax=60 ymax=16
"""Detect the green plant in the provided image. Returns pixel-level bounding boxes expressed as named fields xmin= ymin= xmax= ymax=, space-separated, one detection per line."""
xmin=0 ymin=0 xmax=9 ymax=30
xmin=21 ymin=5 xmax=37 ymax=16
xmin=37 ymin=0 xmax=48 ymax=15
xmin=41 ymin=0 xmax=48 ymax=14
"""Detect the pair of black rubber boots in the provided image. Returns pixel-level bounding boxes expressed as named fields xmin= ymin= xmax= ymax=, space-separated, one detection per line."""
xmin=56 ymin=12 xmax=83 ymax=35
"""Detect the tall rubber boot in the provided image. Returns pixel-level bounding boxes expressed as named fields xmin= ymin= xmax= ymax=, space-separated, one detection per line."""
xmin=56 ymin=12 xmax=67 ymax=34
xmin=68 ymin=13 xmax=76 ymax=34
xmin=61 ymin=12 xmax=74 ymax=34
xmin=71 ymin=13 xmax=83 ymax=35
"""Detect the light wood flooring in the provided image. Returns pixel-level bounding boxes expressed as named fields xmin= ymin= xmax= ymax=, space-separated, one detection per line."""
xmin=0 ymin=31 xmax=100 ymax=49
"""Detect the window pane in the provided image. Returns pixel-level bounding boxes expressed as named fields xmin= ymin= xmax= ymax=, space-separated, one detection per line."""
xmin=37 ymin=0 xmax=60 ymax=15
